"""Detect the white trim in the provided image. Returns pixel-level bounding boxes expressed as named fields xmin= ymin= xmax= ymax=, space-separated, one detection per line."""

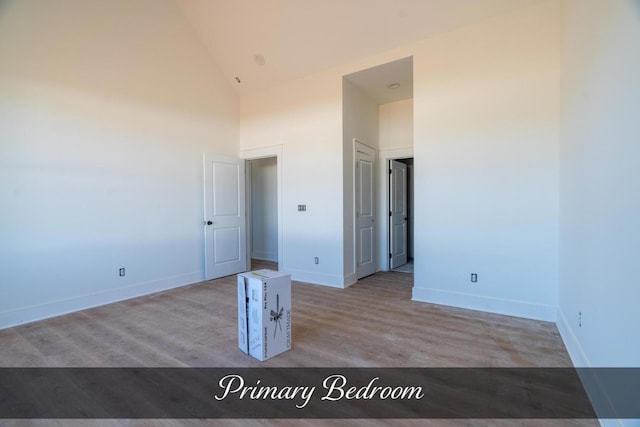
xmin=0 ymin=271 xmax=202 ymax=330
xmin=556 ymin=308 xmax=591 ymax=368
xmin=251 ymin=252 xmax=278 ymax=262
xmin=343 ymin=272 xmax=358 ymax=287
xmin=378 ymin=146 xmax=414 ymax=271
xmin=379 ymin=146 xmax=414 ymax=160
xmin=353 ymin=138 xmax=376 ymax=152
xmin=598 ymin=419 xmax=623 ymax=427
xmin=240 ymin=144 xmax=283 ymax=160
xmin=240 ymin=145 xmax=284 ymax=270
xmin=575 ymin=368 xmax=624 ymax=427
xmin=245 ymin=159 xmax=253 ymax=269
xmin=557 ymin=310 xmax=627 ymax=427
xmin=284 ymin=267 xmax=345 ymax=288
xmin=411 ymin=287 xmax=557 ymax=322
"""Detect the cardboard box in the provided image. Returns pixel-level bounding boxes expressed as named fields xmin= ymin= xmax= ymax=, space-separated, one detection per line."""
xmin=238 ymin=269 xmax=291 ymax=361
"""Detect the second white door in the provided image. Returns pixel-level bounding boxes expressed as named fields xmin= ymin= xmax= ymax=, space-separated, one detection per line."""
xmin=389 ymin=160 xmax=408 ymax=269
xmin=355 ymin=141 xmax=376 ymax=279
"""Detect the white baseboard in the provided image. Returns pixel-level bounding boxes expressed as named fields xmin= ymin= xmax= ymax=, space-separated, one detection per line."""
xmin=343 ymin=273 xmax=358 ymax=288
xmin=250 ymin=252 xmax=277 ymax=262
xmin=557 ymin=309 xmax=633 ymax=427
xmin=411 ymin=287 xmax=557 ymax=321
xmin=0 ymin=271 xmax=203 ymax=330
xmin=556 ymin=308 xmax=590 ymax=367
xmin=598 ymin=420 xmax=625 ymax=427
xmin=282 ymin=267 xmax=345 ymax=288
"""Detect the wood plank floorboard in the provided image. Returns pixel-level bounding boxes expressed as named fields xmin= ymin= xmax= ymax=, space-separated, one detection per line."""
xmin=0 ymin=261 xmax=595 ymax=426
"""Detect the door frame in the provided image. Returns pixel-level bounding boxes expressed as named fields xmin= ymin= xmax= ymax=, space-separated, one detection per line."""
xmin=378 ymin=147 xmax=414 ymax=271
xmin=241 ymin=145 xmax=283 ymax=270
xmin=389 ymin=159 xmax=409 ymax=270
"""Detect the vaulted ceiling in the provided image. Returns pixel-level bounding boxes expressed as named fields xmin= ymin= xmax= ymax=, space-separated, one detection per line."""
xmin=175 ymin=0 xmax=545 ymax=96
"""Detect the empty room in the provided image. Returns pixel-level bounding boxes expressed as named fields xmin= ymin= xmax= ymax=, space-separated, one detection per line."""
xmin=1 ymin=0 xmax=638 ymax=425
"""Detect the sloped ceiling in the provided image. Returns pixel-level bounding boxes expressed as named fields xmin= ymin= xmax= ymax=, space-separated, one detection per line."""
xmin=175 ymin=0 xmax=545 ymax=96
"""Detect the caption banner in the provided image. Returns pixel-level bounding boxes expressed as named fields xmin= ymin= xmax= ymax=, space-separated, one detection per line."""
xmin=0 ymin=368 xmax=638 ymax=419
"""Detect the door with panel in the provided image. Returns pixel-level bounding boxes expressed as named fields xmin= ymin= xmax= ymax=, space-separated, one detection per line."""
xmin=203 ymin=154 xmax=247 ymax=280
xmin=389 ymin=159 xmax=408 ymax=269
xmin=355 ymin=142 xmax=377 ymax=279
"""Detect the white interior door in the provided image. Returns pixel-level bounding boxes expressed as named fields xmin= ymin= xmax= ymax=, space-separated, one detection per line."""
xmin=204 ymin=154 xmax=247 ymax=280
xmin=355 ymin=141 xmax=376 ymax=279
xmin=389 ymin=160 xmax=408 ymax=269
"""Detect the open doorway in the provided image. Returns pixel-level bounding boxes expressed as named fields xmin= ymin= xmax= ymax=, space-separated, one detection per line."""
xmin=343 ymin=56 xmax=413 ymax=284
xmin=389 ymin=157 xmax=414 ymax=273
xmin=248 ymin=157 xmax=278 ymax=271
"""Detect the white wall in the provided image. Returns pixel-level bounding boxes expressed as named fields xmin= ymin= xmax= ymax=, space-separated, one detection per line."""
xmin=379 ymin=99 xmax=413 ymax=151
xmin=240 ymin=53 xmax=397 ymax=287
xmin=558 ymin=0 xmax=640 ymax=371
xmin=250 ymin=157 xmax=278 ymax=262
xmin=0 ymin=0 xmax=239 ymax=328
xmin=5 ymin=2 xmax=635 ymax=382
xmin=378 ymin=100 xmax=414 ymax=270
xmin=239 ymin=2 xmax=563 ymax=311
xmin=342 ymin=78 xmax=380 ymax=284
xmin=412 ymin=1 xmax=562 ymax=321
xmin=239 ymin=73 xmax=345 ymax=286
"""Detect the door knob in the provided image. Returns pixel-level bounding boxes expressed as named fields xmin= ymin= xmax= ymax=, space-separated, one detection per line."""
xmin=206 ymin=220 xmax=213 ymax=225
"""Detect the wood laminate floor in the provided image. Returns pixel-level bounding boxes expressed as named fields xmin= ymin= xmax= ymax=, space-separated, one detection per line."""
xmin=0 ymin=261 xmax=596 ymax=426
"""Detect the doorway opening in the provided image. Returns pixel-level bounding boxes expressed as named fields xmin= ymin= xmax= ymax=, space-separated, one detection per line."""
xmin=389 ymin=157 xmax=414 ymax=273
xmin=247 ymin=156 xmax=278 ymax=271
xmin=342 ymin=56 xmax=413 ymax=284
